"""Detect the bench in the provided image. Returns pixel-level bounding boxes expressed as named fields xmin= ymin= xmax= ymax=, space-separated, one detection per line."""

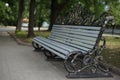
xmin=32 ymin=18 xmax=114 ymax=78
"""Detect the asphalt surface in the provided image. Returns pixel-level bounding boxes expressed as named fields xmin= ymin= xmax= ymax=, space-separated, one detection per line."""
xmin=0 ymin=28 xmax=120 ymax=80
xmin=0 ymin=26 xmax=47 ymax=32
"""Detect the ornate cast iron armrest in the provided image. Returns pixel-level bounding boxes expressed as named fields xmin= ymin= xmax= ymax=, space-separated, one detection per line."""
xmin=100 ymin=37 xmax=106 ymax=49
xmin=98 ymin=37 xmax=106 ymax=54
xmin=89 ymin=37 xmax=106 ymax=55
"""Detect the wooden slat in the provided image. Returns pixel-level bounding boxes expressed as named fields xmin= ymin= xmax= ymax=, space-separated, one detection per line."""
xmin=52 ymin=26 xmax=100 ymax=36
xmin=49 ymin=26 xmax=98 ymax=50
xmin=36 ymin=37 xmax=79 ymax=52
xmin=51 ymin=27 xmax=99 ymax=40
xmin=52 ymin=29 xmax=99 ymax=37
xmin=35 ymin=37 xmax=70 ymax=54
xmin=50 ymin=31 xmax=97 ymax=42
xmin=50 ymin=35 xmax=95 ymax=45
xmin=50 ymin=34 xmax=94 ymax=47
xmin=49 ymin=35 xmax=94 ymax=50
xmin=33 ymin=39 xmax=66 ymax=59
xmin=53 ymin=26 xmax=100 ymax=34
xmin=48 ymin=37 xmax=89 ymax=52
xmin=53 ymin=25 xmax=101 ymax=30
xmin=49 ymin=38 xmax=89 ymax=53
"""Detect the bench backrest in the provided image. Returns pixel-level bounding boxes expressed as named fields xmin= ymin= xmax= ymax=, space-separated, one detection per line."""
xmin=49 ymin=25 xmax=103 ymax=53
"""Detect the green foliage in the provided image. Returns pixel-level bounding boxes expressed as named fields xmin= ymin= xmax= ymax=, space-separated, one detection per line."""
xmin=103 ymin=48 xmax=120 ymax=68
xmin=16 ymin=31 xmax=50 ymax=38
xmin=16 ymin=31 xmax=27 ymax=38
xmin=58 ymin=0 xmax=107 ymax=18
xmin=16 ymin=31 xmax=31 ymax=42
xmin=0 ymin=0 xmax=18 ymax=26
xmin=56 ymin=0 xmax=120 ymax=27
xmin=57 ymin=0 xmax=63 ymax=4
xmin=59 ymin=0 xmax=78 ymax=14
xmin=102 ymin=36 xmax=120 ymax=68
xmin=106 ymin=36 xmax=120 ymax=44
xmin=110 ymin=2 xmax=120 ymax=26
xmin=0 ymin=0 xmax=120 ymax=27
xmin=35 ymin=0 xmax=50 ymax=27
xmin=35 ymin=31 xmax=50 ymax=38
xmin=24 ymin=0 xmax=29 ymax=18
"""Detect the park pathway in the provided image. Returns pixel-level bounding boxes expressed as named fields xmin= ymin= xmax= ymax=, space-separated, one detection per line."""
xmin=0 ymin=30 xmax=120 ymax=80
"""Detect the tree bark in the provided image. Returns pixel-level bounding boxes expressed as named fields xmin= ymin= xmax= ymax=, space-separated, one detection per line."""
xmin=48 ymin=0 xmax=58 ymax=31
xmin=48 ymin=0 xmax=70 ymax=31
xmin=27 ymin=0 xmax=35 ymax=38
xmin=16 ymin=0 xmax=24 ymax=32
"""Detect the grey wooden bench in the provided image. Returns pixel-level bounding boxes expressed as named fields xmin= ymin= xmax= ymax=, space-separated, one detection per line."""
xmin=32 ymin=18 xmax=114 ymax=78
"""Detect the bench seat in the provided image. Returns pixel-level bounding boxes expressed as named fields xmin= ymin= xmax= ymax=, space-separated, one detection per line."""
xmin=33 ymin=25 xmax=102 ymax=59
xmin=33 ymin=36 xmax=88 ymax=59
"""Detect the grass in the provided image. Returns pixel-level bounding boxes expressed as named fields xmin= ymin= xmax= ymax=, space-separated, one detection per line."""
xmin=15 ymin=31 xmax=50 ymax=43
xmin=102 ymin=36 xmax=120 ymax=68
xmin=103 ymin=48 xmax=120 ymax=68
xmin=15 ymin=31 xmax=120 ymax=68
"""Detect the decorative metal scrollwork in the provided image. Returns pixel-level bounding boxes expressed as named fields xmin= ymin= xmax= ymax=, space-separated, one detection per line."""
xmin=64 ymin=53 xmax=83 ymax=73
xmin=44 ymin=50 xmax=57 ymax=59
xmin=83 ymin=55 xmax=93 ymax=65
xmin=32 ymin=42 xmax=41 ymax=50
xmin=64 ymin=52 xmax=109 ymax=74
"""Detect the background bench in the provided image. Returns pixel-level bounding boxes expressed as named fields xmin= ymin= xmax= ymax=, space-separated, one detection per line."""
xmin=32 ymin=18 xmax=114 ymax=78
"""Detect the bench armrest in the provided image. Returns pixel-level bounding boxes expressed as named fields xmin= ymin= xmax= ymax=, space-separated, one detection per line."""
xmin=97 ymin=37 xmax=106 ymax=54
xmin=89 ymin=37 xmax=106 ymax=55
xmin=100 ymin=37 xmax=106 ymax=49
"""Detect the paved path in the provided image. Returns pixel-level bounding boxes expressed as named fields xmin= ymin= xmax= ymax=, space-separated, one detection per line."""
xmin=0 ymin=31 xmax=120 ymax=80
xmin=0 ymin=26 xmax=47 ymax=32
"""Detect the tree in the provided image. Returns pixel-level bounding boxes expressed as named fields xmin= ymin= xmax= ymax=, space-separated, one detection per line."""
xmin=35 ymin=0 xmax=50 ymax=31
xmin=16 ymin=0 xmax=24 ymax=32
xmin=0 ymin=0 xmax=18 ymax=26
xmin=48 ymin=0 xmax=70 ymax=31
xmin=48 ymin=0 xmax=58 ymax=31
xmin=27 ymin=0 xmax=35 ymax=38
xmin=109 ymin=1 xmax=120 ymax=27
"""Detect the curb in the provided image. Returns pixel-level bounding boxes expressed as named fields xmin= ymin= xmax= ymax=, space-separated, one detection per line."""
xmin=7 ymin=32 xmax=31 ymax=47
xmin=7 ymin=32 xmax=120 ymax=76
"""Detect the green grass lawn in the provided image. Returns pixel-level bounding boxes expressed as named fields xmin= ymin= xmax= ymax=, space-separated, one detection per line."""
xmin=15 ymin=31 xmax=50 ymax=43
xmin=102 ymin=36 xmax=120 ymax=68
xmin=15 ymin=31 xmax=120 ymax=68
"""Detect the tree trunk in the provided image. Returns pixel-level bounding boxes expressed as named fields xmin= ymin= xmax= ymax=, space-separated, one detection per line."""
xmin=48 ymin=0 xmax=58 ymax=31
xmin=16 ymin=0 xmax=24 ymax=33
xmin=38 ymin=27 xmax=40 ymax=31
xmin=48 ymin=0 xmax=70 ymax=31
xmin=27 ymin=0 xmax=35 ymax=38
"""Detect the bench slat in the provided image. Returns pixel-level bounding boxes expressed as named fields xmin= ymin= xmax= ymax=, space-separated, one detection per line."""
xmin=54 ymin=25 xmax=101 ymax=30
xmin=49 ymin=35 xmax=94 ymax=49
xmin=53 ymin=26 xmax=100 ymax=34
xmin=50 ymin=32 xmax=96 ymax=42
xmin=52 ymin=28 xmax=99 ymax=38
xmin=48 ymin=38 xmax=89 ymax=53
xmin=50 ymin=33 xmax=96 ymax=45
xmin=33 ymin=39 xmax=66 ymax=59
xmin=49 ymin=35 xmax=94 ymax=45
xmin=36 ymin=37 xmax=79 ymax=52
xmin=34 ymin=37 xmax=70 ymax=55
xmin=51 ymin=28 xmax=97 ymax=41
